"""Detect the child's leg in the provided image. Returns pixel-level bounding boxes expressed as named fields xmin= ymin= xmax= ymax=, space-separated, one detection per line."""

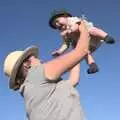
xmin=88 ymin=26 xmax=107 ymax=38
xmin=85 ymin=51 xmax=99 ymax=74
xmin=88 ymin=26 xmax=115 ymax=44
xmin=85 ymin=51 xmax=95 ymax=64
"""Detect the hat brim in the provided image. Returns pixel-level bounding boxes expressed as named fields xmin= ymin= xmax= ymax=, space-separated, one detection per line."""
xmin=49 ymin=12 xmax=72 ymax=29
xmin=9 ymin=46 xmax=39 ymax=90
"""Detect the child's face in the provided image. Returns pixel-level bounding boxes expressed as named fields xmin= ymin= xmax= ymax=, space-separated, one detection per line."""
xmin=54 ymin=16 xmax=68 ymax=31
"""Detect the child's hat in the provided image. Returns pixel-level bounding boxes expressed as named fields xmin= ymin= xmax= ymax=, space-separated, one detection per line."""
xmin=49 ymin=10 xmax=72 ymax=29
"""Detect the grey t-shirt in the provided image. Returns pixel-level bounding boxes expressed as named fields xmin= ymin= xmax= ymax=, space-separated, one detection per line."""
xmin=19 ymin=64 xmax=84 ymax=120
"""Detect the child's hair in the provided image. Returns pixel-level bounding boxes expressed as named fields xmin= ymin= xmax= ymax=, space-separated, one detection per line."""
xmin=49 ymin=9 xmax=72 ymax=29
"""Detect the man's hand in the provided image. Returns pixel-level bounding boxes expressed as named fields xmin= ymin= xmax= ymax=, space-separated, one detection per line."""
xmin=78 ymin=20 xmax=88 ymax=33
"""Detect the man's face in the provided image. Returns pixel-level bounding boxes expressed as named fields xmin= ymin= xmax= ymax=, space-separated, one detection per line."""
xmin=21 ymin=56 xmax=39 ymax=77
xmin=16 ymin=56 xmax=40 ymax=83
xmin=21 ymin=56 xmax=32 ymax=78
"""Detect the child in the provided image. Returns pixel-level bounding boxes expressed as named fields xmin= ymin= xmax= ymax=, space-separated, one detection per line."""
xmin=49 ymin=10 xmax=115 ymax=74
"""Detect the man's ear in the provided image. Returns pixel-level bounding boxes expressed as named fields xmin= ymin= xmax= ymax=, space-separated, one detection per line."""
xmin=30 ymin=58 xmax=41 ymax=67
xmin=29 ymin=55 xmax=36 ymax=60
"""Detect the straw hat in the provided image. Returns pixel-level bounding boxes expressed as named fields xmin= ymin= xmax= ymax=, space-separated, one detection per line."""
xmin=3 ymin=46 xmax=39 ymax=90
xmin=49 ymin=10 xmax=72 ymax=29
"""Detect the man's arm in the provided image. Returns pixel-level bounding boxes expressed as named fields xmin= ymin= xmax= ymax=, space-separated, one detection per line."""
xmin=68 ymin=63 xmax=80 ymax=87
xmin=44 ymin=22 xmax=89 ymax=80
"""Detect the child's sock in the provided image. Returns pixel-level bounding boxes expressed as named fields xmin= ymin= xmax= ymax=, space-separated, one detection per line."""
xmin=104 ymin=35 xmax=115 ymax=44
xmin=87 ymin=63 xmax=99 ymax=74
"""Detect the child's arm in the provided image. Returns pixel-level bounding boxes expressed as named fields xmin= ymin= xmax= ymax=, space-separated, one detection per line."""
xmin=52 ymin=39 xmax=69 ymax=57
xmin=58 ymin=40 xmax=69 ymax=53
xmin=68 ymin=63 xmax=80 ymax=87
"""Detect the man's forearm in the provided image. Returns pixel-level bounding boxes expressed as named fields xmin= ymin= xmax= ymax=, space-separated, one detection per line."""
xmin=68 ymin=63 xmax=80 ymax=87
xmin=44 ymin=22 xmax=89 ymax=80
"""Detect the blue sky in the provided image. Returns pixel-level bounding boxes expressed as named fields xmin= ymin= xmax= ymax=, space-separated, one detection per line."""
xmin=0 ymin=0 xmax=120 ymax=120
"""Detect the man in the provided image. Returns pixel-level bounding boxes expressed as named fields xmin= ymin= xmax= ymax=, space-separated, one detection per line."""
xmin=4 ymin=21 xmax=89 ymax=120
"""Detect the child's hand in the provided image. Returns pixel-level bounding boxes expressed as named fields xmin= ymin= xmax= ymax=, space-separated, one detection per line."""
xmin=60 ymin=29 xmax=73 ymax=40
xmin=60 ymin=29 xmax=71 ymax=37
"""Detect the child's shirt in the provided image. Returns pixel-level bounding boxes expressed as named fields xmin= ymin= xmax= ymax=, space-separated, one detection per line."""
xmin=56 ymin=16 xmax=102 ymax=54
xmin=67 ymin=16 xmax=94 ymax=31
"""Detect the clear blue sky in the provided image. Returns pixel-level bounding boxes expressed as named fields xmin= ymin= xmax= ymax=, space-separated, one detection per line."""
xmin=0 ymin=0 xmax=120 ymax=120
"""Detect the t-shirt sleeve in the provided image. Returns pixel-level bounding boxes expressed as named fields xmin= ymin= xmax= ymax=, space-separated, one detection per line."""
xmin=24 ymin=64 xmax=62 ymax=85
xmin=25 ymin=64 xmax=47 ymax=84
